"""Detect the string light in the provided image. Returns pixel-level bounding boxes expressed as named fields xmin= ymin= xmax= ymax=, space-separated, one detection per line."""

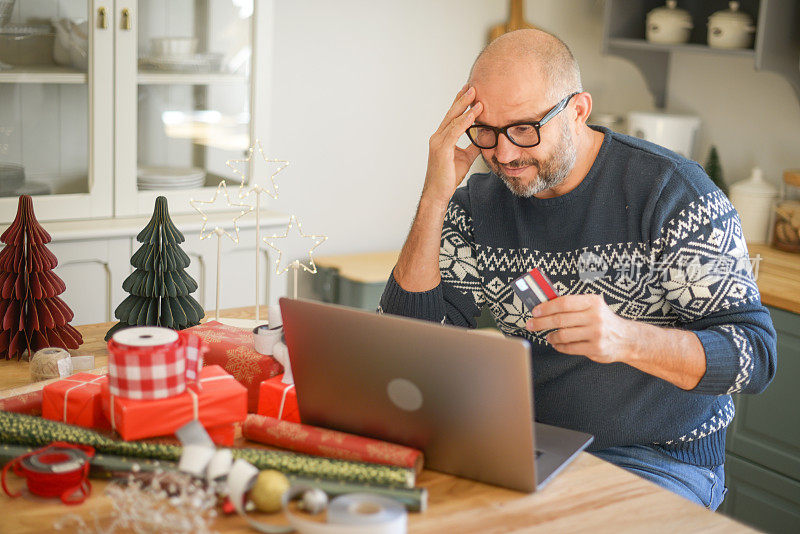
xmin=263 ymin=215 xmax=328 ymax=275
xmin=225 ymin=139 xmax=290 ymax=200
xmin=189 ymin=181 xmax=254 ymax=243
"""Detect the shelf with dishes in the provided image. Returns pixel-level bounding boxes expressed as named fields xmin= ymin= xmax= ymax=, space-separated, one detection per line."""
xmin=606 ymin=37 xmax=755 ymax=58
xmin=0 ymin=65 xmax=86 ymax=84
xmin=602 ymin=0 xmax=800 ymax=108
xmin=137 ymin=71 xmax=247 ymax=85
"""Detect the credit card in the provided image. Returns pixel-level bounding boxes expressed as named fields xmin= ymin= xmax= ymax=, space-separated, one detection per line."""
xmin=511 ymin=268 xmax=559 ymax=311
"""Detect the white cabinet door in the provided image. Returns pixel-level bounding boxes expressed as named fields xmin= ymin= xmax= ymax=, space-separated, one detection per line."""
xmin=114 ymin=0 xmax=274 ymax=218
xmin=0 ymin=0 xmax=114 ymax=223
xmin=50 ymin=238 xmax=132 ymax=326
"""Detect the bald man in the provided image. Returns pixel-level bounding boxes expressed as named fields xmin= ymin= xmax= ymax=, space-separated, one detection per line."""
xmin=379 ymin=30 xmax=776 ymax=510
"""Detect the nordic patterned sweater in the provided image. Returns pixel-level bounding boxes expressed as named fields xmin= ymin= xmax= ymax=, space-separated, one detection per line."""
xmin=379 ymin=126 xmax=777 ymax=468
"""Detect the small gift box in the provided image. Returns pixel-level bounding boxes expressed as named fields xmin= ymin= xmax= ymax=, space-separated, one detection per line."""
xmin=101 ymin=365 xmax=247 ymax=441
xmin=42 ymin=373 xmax=110 ymax=430
xmin=187 ymin=321 xmax=283 ymax=413
xmin=257 ymin=374 xmax=299 ymax=423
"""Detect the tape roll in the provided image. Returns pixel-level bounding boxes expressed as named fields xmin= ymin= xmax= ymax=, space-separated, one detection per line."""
xmin=253 ymin=325 xmax=282 ymax=356
xmin=206 ymin=449 xmax=234 ymax=482
xmin=178 ymin=444 xmax=216 ymax=478
xmin=226 ymin=460 xmax=407 ymax=534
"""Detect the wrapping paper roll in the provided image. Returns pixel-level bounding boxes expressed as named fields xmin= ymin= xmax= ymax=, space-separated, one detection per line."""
xmin=0 ymin=390 xmax=43 ymax=415
xmin=0 ymin=411 xmax=414 ymax=488
xmin=243 ymin=414 xmax=424 ymax=474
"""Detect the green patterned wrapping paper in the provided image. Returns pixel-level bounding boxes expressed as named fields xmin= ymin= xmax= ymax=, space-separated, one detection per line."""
xmin=0 ymin=411 xmax=414 ymax=488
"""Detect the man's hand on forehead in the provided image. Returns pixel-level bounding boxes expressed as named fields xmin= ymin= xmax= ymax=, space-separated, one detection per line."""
xmin=421 ymin=85 xmax=483 ymax=207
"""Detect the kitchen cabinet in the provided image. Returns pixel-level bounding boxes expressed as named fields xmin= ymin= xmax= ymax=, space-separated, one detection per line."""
xmin=723 ymin=453 xmax=800 ymax=533
xmin=602 ymin=0 xmax=800 ymax=108
xmin=0 ymin=0 xmax=274 ymax=222
xmin=722 ymin=305 xmax=800 ymax=533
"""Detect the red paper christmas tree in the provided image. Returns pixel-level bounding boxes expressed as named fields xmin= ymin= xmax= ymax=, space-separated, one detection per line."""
xmin=0 ymin=196 xmax=83 ymax=360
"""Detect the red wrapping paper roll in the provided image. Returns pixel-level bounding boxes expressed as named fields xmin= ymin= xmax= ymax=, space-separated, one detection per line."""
xmin=0 ymin=390 xmax=43 ymax=415
xmin=243 ymin=414 xmax=424 ymax=474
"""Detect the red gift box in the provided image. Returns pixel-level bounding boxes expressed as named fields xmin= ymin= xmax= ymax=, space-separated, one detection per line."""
xmin=42 ymin=373 xmax=110 ymax=430
xmin=101 ymin=365 xmax=247 ymax=441
xmin=206 ymin=423 xmax=236 ymax=447
xmin=187 ymin=321 xmax=283 ymax=413
xmin=257 ymin=374 xmax=299 ymax=423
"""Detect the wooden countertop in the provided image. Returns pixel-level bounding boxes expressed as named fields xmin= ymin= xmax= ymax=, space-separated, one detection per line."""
xmin=314 ymin=251 xmax=399 ymax=284
xmin=750 ymin=244 xmax=800 ymax=315
xmin=0 ymin=307 xmax=752 ymax=532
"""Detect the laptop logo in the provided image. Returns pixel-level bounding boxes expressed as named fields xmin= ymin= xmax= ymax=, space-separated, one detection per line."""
xmin=387 ymin=378 xmax=423 ymax=412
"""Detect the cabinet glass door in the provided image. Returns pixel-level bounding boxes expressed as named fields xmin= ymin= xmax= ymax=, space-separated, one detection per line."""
xmin=116 ymin=0 xmax=261 ymax=216
xmin=0 ymin=0 xmax=113 ymax=223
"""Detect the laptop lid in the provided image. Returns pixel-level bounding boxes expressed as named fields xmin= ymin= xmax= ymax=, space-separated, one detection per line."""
xmin=280 ymin=298 xmax=540 ymax=492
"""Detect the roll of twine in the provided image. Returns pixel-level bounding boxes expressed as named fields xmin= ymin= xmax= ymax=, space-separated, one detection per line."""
xmin=29 ymin=347 xmax=71 ymax=382
xmin=1 ymin=442 xmax=94 ymax=505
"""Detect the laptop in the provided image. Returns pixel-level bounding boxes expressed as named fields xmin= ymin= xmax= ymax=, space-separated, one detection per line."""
xmin=279 ymin=298 xmax=593 ymax=492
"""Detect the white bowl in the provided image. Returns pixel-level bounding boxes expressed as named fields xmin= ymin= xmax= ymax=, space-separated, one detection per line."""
xmin=151 ymin=37 xmax=197 ymax=57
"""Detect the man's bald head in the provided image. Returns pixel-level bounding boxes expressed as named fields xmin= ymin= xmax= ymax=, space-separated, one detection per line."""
xmin=469 ymin=29 xmax=582 ymax=102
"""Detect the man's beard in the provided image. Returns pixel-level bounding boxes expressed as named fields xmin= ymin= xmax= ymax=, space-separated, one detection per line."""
xmin=485 ymin=119 xmax=577 ymax=198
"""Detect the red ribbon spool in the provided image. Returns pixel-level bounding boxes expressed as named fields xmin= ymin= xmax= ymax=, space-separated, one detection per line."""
xmin=1 ymin=442 xmax=95 ymax=505
xmin=107 ymin=327 xmax=206 ymax=400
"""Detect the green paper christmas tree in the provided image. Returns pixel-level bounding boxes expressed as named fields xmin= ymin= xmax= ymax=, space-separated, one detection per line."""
xmin=704 ymin=146 xmax=727 ymax=195
xmin=105 ymin=197 xmax=204 ymax=340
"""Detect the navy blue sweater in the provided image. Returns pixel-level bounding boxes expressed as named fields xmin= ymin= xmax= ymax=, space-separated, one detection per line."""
xmin=380 ymin=127 xmax=777 ymax=467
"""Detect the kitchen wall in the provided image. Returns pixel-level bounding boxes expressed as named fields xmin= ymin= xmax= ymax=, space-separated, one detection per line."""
xmin=268 ymin=0 xmax=800 ymax=258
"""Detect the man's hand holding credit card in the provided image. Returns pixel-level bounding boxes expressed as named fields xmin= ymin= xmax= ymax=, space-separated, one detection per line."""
xmin=516 ymin=268 xmax=642 ymax=366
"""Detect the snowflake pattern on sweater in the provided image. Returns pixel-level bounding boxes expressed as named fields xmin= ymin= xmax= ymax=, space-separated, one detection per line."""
xmin=439 ymin=190 xmax=760 ymax=442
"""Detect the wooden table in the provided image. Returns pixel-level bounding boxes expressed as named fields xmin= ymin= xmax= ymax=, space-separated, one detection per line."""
xmin=0 ymin=309 xmax=753 ymax=533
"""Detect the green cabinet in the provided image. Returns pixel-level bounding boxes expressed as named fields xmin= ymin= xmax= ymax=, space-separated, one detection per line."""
xmin=722 ymin=453 xmax=800 ymax=532
xmin=722 ymin=306 xmax=800 ymax=533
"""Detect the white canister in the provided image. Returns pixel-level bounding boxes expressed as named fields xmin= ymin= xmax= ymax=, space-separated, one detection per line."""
xmin=646 ymin=1 xmax=693 ymax=45
xmin=627 ymin=112 xmax=701 ymax=159
xmin=708 ymin=1 xmax=756 ymax=49
xmin=729 ymin=168 xmax=778 ymax=244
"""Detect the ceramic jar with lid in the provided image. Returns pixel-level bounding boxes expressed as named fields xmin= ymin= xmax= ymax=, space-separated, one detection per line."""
xmin=772 ymin=170 xmax=800 ymax=253
xmin=646 ymin=1 xmax=693 ymax=45
xmin=708 ymin=1 xmax=756 ymax=49
xmin=729 ymin=168 xmax=778 ymax=244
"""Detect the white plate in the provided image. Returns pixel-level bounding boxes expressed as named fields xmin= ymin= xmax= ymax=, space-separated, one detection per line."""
xmin=138 ymin=166 xmax=205 ymax=178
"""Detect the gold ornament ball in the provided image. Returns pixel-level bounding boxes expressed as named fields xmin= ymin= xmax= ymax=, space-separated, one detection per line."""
xmin=250 ymin=470 xmax=290 ymax=513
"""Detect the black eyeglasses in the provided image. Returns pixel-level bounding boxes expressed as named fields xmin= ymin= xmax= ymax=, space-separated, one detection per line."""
xmin=466 ymin=92 xmax=579 ymax=149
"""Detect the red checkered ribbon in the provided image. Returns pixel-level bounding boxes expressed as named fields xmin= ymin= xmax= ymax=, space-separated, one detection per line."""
xmin=107 ymin=328 xmax=208 ymax=400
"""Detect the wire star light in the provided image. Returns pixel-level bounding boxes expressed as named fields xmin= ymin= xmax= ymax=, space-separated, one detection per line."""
xmin=263 ymin=215 xmax=328 ymax=298
xmin=225 ymin=138 xmax=291 ymax=323
xmin=226 ymin=138 xmax=290 ymax=200
xmin=189 ymin=181 xmax=254 ymax=243
xmin=189 ymin=181 xmax=254 ymax=320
